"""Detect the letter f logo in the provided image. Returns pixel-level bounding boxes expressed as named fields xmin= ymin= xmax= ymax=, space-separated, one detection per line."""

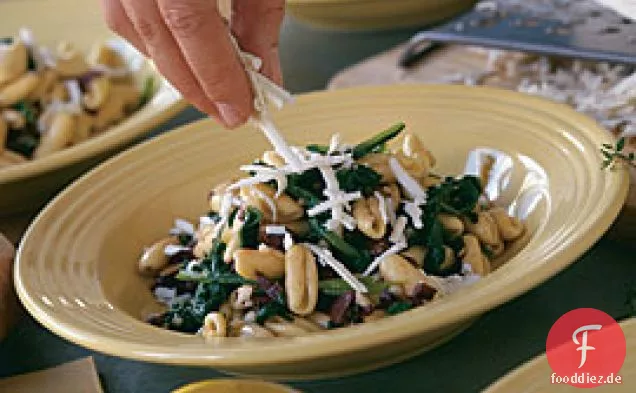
xmin=572 ymin=324 xmax=602 ymax=368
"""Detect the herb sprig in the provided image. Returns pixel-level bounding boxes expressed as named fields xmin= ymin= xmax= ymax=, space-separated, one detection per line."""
xmin=601 ymin=138 xmax=635 ymax=170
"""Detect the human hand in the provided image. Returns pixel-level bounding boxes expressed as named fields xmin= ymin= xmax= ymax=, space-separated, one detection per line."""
xmin=100 ymin=0 xmax=285 ymax=128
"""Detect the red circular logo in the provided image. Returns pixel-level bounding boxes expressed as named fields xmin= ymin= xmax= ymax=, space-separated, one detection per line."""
xmin=546 ymin=308 xmax=626 ymax=388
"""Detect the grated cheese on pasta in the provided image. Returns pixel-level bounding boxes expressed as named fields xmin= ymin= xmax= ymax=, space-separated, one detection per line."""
xmin=304 ymin=243 xmax=368 ymax=293
xmin=362 ymin=241 xmax=408 ymax=276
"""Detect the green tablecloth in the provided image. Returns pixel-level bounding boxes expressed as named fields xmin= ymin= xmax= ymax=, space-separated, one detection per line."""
xmin=1 ymin=17 xmax=634 ymax=393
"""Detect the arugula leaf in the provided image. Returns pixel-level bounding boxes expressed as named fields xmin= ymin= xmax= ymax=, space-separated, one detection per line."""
xmin=386 ymin=301 xmax=413 ymax=315
xmin=319 ymin=276 xmax=389 ymax=296
xmin=352 ymin=122 xmax=405 ymax=159
xmin=239 ymin=206 xmax=262 ymax=249
xmin=336 ymin=164 xmax=382 ymax=196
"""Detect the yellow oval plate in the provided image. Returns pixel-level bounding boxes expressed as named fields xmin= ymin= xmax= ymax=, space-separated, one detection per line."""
xmin=286 ymin=0 xmax=477 ymax=31
xmin=0 ymin=0 xmax=186 ymax=215
xmin=14 ymin=85 xmax=627 ymax=379
xmin=485 ymin=318 xmax=635 ymax=392
xmin=173 ymin=380 xmax=298 ymax=393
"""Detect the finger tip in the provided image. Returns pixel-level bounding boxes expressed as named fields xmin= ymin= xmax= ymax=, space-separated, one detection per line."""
xmin=215 ymin=101 xmax=251 ymax=129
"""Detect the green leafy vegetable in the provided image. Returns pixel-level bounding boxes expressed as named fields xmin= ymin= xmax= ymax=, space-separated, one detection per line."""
xmin=319 ymin=276 xmax=389 ymax=296
xmin=336 ymin=164 xmax=382 ymax=196
xmin=6 ymin=131 xmax=39 ymax=158
xmin=256 ymin=301 xmax=293 ymax=325
xmin=166 ymin=241 xmax=247 ymax=332
xmin=137 ymin=76 xmax=155 ymax=109
xmin=6 ymin=101 xmax=41 ymax=157
xmin=239 ymin=206 xmax=262 ymax=248
xmin=177 ymin=233 xmax=192 ymax=246
xmin=309 ymin=218 xmax=371 ymax=272
xmin=13 ymin=101 xmax=38 ymax=125
xmin=306 ymin=144 xmax=329 ymax=154
xmin=352 ymin=122 xmax=405 ymax=159
xmin=176 ymin=271 xmax=253 ymax=285
xmin=286 ymin=168 xmax=324 ymax=208
xmin=408 ymin=176 xmax=481 ymax=276
xmin=601 ymin=138 xmax=635 ymax=170
xmin=27 ymin=51 xmax=36 ymax=71
xmin=386 ymin=301 xmax=413 ymax=315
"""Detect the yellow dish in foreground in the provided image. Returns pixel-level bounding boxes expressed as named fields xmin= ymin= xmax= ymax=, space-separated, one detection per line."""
xmin=485 ymin=318 xmax=635 ymax=392
xmin=286 ymin=0 xmax=477 ymax=31
xmin=0 ymin=0 xmax=185 ymax=215
xmin=173 ymin=380 xmax=298 ymax=393
xmin=14 ymin=86 xmax=627 ymax=379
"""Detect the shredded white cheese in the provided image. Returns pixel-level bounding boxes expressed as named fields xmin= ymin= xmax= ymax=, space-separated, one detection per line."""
xmin=388 ymin=158 xmax=426 ymax=200
xmin=199 ymin=216 xmax=215 ymax=228
xmin=249 ymin=185 xmax=277 ymax=222
xmin=362 ymin=241 xmax=407 ymax=276
xmin=389 ymin=215 xmax=408 ymax=244
xmin=313 ymin=165 xmax=360 ymax=233
xmin=212 ymin=192 xmax=234 ymax=239
xmin=304 ymin=243 xmax=368 ymax=293
xmin=171 ymin=218 xmax=195 ymax=236
xmin=386 ymin=197 xmax=397 ymax=227
xmin=228 ymin=173 xmax=277 ymax=191
xmin=307 ymin=191 xmax=362 ymax=217
xmin=283 ymin=232 xmax=294 ymax=251
xmin=265 ymin=225 xmax=286 ymax=235
xmin=327 ymin=133 xmax=341 ymax=155
xmin=238 ymin=164 xmax=289 ymax=196
xmin=90 ymin=63 xmax=130 ymax=78
xmin=164 ymin=244 xmax=191 ymax=256
xmin=403 ymin=196 xmax=427 ymax=230
xmin=37 ymin=80 xmax=84 ymax=133
xmin=374 ymin=191 xmax=389 ymax=225
xmin=153 ymin=287 xmax=177 ymax=305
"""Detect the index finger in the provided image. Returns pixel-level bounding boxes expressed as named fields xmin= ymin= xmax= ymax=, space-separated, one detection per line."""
xmin=157 ymin=0 xmax=254 ymax=127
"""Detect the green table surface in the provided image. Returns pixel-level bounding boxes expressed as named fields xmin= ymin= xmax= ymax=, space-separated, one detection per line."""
xmin=1 ymin=17 xmax=635 ymax=393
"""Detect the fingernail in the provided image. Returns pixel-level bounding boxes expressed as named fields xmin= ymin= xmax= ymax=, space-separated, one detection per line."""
xmin=215 ymin=102 xmax=244 ymax=128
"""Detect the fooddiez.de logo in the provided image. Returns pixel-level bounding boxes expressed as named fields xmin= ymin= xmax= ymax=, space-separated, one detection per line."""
xmin=546 ymin=308 xmax=626 ymax=388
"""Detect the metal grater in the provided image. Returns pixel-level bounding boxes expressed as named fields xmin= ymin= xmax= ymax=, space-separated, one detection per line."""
xmin=413 ymin=0 xmax=636 ymax=64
